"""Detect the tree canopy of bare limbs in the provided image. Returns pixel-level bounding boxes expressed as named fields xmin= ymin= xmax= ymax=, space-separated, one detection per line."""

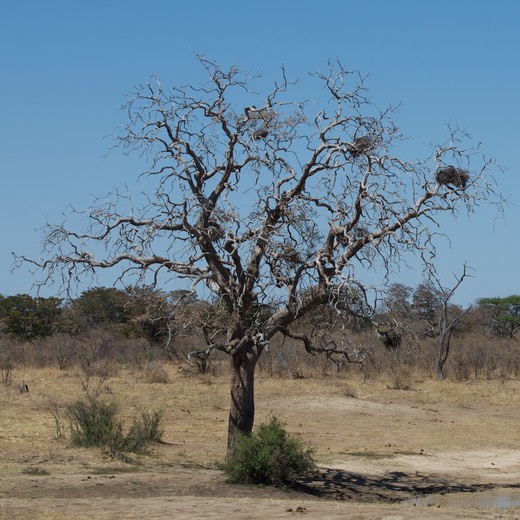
xmin=427 ymin=264 xmax=473 ymax=380
xmin=18 ymin=57 xmax=503 ymax=456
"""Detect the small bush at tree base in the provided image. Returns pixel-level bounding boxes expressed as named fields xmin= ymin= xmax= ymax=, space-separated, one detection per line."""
xmin=224 ymin=416 xmax=315 ymax=487
xmin=66 ymin=397 xmax=164 ymax=456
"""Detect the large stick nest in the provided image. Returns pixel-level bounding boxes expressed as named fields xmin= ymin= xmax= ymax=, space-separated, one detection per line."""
xmin=435 ymin=166 xmax=469 ymax=189
xmin=377 ymin=329 xmax=402 ymax=350
xmin=347 ymin=135 xmax=375 ymax=157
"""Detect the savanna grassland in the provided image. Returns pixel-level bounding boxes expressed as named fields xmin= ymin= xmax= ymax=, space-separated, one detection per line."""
xmin=2 ymin=361 xmax=520 ymax=520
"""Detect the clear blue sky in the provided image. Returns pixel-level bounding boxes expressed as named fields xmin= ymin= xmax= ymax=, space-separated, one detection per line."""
xmin=1 ymin=0 xmax=518 ymax=306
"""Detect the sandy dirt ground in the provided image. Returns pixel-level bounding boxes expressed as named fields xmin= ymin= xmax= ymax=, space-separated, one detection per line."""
xmin=1 ymin=369 xmax=520 ymax=519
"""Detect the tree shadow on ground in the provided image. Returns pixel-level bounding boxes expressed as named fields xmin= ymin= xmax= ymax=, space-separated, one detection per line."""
xmin=296 ymin=467 xmax=506 ymax=503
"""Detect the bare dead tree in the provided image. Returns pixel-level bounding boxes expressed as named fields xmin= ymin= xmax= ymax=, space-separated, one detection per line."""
xmin=16 ymin=57 xmax=502 ymax=457
xmin=430 ymin=264 xmax=473 ymax=380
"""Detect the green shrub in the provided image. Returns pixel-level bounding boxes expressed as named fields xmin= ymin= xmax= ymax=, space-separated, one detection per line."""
xmin=67 ymin=398 xmax=122 ymax=448
xmin=66 ymin=397 xmax=164 ymax=456
xmin=139 ymin=409 xmax=165 ymax=442
xmin=224 ymin=416 xmax=315 ymax=487
xmin=116 ymin=410 xmax=165 ymax=453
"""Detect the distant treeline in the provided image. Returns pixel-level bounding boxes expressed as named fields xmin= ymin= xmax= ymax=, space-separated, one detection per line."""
xmin=1 ymin=286 xmax=519 ymax=381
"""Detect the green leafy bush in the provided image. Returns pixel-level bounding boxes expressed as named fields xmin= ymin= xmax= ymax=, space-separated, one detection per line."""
xmin=116 ymin=410 xmax=165 ymax=453
xmin=66 ymin=397 xmax=163 ymax=456
xmin=67 ymin=398 xmax=121 ymax=448
xmin=224 ymin=416 xmax=315 ymax=487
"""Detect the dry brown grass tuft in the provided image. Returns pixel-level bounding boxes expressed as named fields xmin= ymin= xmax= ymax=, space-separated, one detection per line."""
xmin=140 ymin=361 xmax=170 ymax=384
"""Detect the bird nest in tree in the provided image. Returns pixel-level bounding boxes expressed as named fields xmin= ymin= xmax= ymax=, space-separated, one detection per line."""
xmin=435 ymin=166 xmax=469 ymax=189
xmin=347 ymin=135 xmax=375 ymax=157
xmin=252 ymin=128 xmax=269 ymax=140
xmin=375 ymin=322 xmax=402 ymax=350
xmin=378 ymin=329 xmax=402 ymax=350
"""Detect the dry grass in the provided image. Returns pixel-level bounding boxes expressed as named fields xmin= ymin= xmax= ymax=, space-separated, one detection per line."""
xmin=3 ymin=365 xmax=520 ymax=519
xmin=2 ymin=364 xmax=520 ymax=471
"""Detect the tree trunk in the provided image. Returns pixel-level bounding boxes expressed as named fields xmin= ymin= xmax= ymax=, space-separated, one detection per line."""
xmin=436 ymin=359 xmax=446 ymax=380
xmin=436 ymin=327 xmax=454 ymax=380
xmin=226 ymin=345 xmax=260 ymax=459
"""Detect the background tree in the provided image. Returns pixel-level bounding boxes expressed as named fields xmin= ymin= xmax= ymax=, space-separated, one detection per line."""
xmin=68 ymin=287 xmax=128 ymax=331
xmin=429 ymin=265 xmax=472 ymax=380
xmin=19 ymin=58 xmax=502 ymax=456
xmin=123 ymin=286 xmax=172 ymax=344
xmin=478 ymin=295 xmax=520 ymax=339
xmin=0 ymin=294 xmax=63 ymax=341
xmin=383 ymin=283 xmax=413 ymax=316
xmin=412 ymin=282 xmax=442 ymax=324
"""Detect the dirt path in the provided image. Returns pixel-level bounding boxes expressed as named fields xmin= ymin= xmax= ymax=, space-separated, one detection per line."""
xmin=2 ymin=448 xmax=520 ymax=519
